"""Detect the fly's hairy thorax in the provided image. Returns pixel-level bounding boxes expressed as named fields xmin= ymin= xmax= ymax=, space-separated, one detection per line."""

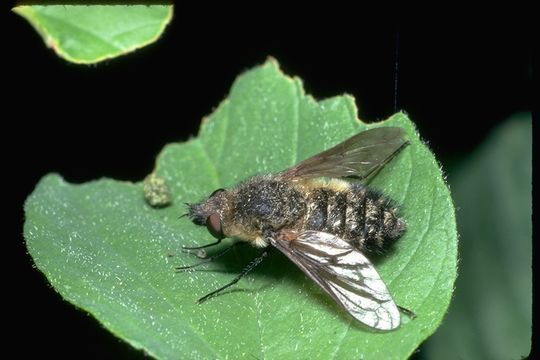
xmin=225 ymin=176 xmax=307 ymax=245
xmin=228 ymin=176 xmax=405 ymax=254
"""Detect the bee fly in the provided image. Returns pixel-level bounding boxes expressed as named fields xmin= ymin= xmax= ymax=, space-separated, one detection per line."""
xmin=178 ymin=127 xmax=412 ymax=330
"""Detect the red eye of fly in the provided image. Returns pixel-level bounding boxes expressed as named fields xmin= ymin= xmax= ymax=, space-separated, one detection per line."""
xmin=206 ymin=212 xmax=224 ymax=239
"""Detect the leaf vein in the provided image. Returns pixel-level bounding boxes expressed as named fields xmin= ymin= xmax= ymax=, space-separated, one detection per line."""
xmin=197 ymin=140 xmax=221 ymax=188
xmin=292 ymin=81 xmax=300 ymax=164
xmin=36 ymin=13 xmax=123 ymax=51
xmin=390 ymin=170 xmax=435 ymax=286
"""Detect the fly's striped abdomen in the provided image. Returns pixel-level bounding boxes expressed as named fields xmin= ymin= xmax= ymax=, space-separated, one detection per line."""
xmin=303 ymin=183 xmax=405 ymax=254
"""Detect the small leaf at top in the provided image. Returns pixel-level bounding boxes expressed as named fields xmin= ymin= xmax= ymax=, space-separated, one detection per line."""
xmin=13 ymin=5 xmax=173 ymax=64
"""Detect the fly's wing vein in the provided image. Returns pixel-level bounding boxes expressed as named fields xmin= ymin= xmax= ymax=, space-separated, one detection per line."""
xmin=278 ymin=127 xmax=408 ymax=181
xmin=270 ymin=230 xmax=400 ymax=330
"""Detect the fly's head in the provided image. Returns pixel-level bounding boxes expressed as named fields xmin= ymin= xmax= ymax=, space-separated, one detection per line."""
xmin=187 ymin=188 xmax=228 ymax=239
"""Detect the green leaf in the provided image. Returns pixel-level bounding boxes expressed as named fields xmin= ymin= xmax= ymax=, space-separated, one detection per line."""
xmin=423 ymin=114 xmax=532 ymax=360
xmin=24 ymin=59 xmax=457 ymax=359
xmin=13 ymin=5 xmax=173 ymax=64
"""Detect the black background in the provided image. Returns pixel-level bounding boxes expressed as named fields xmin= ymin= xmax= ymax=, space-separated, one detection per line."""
xmin=5 ymin=5 xmax=532 ymax=359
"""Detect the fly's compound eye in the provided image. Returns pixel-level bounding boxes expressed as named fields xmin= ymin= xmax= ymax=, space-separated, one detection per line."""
xmin=206 ymin=212 xmax=224 ymax=239
xmin=209 ymin=188 xmax=226 ymax=198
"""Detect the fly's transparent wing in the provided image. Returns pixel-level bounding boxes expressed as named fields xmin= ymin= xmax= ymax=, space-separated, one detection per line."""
xmin=270 ymin=231 xmax=400 ymax=330
xmin=279 ymin=127 xmax=408 ymax=181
